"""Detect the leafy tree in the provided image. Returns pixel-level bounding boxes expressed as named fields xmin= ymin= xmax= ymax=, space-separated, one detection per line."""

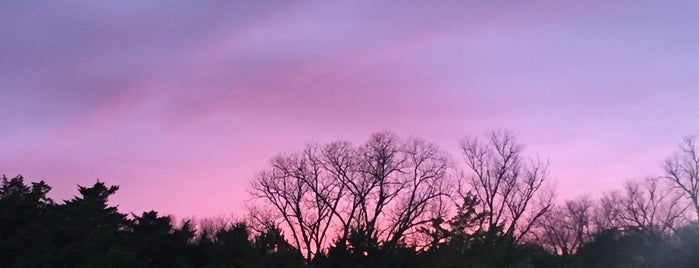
xmin=253 ymin=225 xmax=306 ymax=268
xmin=50 ymin=181 xmax=132 ymax=267
xmin=0 ymin=175 xmax=53 ymax=267
xmin=574 ymin=228 xmax=681 ymax=268
xmin=670 ymin=223 xmax=699 ymax=267
xmin=126 ymin=211 xmax=193 ymax=267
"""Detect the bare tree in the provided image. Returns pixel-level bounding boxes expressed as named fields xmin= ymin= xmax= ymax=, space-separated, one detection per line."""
xmin=460 ymin=131 xmax=552 ymax=243
xmin=193 ymin=216 xmax=246 ymax=241
xmin=352 ymin=132 xmax=406 ymax=240
xmin=383 ymin=137 xmax=453 ymax=250
xmin=535 ymin=196 xmax=594 ymax=255
xmin=663 ymin=136 xmax=699 ymax=220
xmin=619 ymin=178 xmax=688 ymax=236
xmin=537 ymin=177 xmax=687 ymax=256
xmin=566 ymin=196 xmax=594 ymax=249
xmin=246 ymin=205 xmax=282 ymax=235
xmin=249 ymin=145 xmax=342 ymax=260
xmin=249 ymin=132 xmax=454 ymax=259
xmin=533 ymin=205 xmax=570 ymax=255
xmin=594 ymin=190 xmax=624 ymax=231
xmin=595 ymin=177 xmax=688 ymax=238
xmin=317 ymin=140 xmax=361 ymax=240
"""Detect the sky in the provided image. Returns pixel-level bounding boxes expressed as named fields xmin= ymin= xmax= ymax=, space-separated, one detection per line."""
xmin=2 ymin=1 xmax=699 ymax=218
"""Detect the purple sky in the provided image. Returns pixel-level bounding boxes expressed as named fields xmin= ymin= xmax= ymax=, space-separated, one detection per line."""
xmin=2 ymin=1 xmax=699 ymax=218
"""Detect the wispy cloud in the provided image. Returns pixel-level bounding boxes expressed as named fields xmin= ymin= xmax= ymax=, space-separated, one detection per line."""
xmin=2 ymin=0 xmax=699 ymax=217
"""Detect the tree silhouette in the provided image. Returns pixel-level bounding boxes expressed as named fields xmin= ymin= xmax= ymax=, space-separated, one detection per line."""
xmin=126 ymin=211 xmax=194 ymax=267
xmin=5 ymin=132 xmax=699 ymax=268
xmin=249 ymin=132 xmax=453 ymax=260
xmin=0 ymin=175 xmax=53 ymax=266
xmin=51 ymin=181 xmax=131 ymax=267
xmin=664 ymin=136 xmax=699 ymax=220
xmin=460 ymin=131 xmax=552 ymax=243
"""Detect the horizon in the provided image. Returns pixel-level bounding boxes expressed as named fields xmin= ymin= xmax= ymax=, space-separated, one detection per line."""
xmin=2 ymin=1 xmax=699 ymax=219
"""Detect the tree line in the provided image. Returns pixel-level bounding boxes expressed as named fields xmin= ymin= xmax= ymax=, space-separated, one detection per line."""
xmin=2 ymin=131 xmax=699 ymax=267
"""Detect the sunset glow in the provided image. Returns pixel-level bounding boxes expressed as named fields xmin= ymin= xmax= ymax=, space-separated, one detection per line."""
xmin=2 ymin=1 xmax=699 ymax=218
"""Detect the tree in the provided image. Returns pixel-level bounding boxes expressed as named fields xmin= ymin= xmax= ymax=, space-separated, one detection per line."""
xmin=574 ymin=229 xmax=652 ymax=268
xmin=460 ymin=131 xmax=552 ymax=243
xmin=253 ymin=224 xmax=305 ymax=267
xmin=51 ymin=181 xmax=132 ymax=267
xmin=249 ymin=143 xmax=343 ymax=260
xmin=596 ymin=178 xmax=688 ymax=237
xmin=594 ymin=190 xmax=624 ymax=231
xmin=673 ymin=223 xmax=699 ymax=267
xmin=621 ymin=178 xmax=687 ymax=236
xmin=379 ymin=136 xmax=453 ymax=251
xmin=0 ymin=175 xmax=53 ymax=266
xmin=249 ymin=132 xmax=454 ymax=260
xmin=664 ymin=136 xmax=699 ymax=220
xmin=126 ymin=211 xmax=194 ymax=267
xmin=535 ymin=196 xmax=594 ymax=256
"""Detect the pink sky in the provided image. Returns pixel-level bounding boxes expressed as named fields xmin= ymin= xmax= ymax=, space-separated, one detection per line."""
xmin=2 ymin=1 xmax=699 ymax=218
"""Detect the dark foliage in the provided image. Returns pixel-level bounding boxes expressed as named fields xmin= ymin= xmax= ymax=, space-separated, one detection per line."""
xmin=2 ymin=175 xmax=699 ymax=268
xmin=0 ymin=175 xmax=305 ymax=268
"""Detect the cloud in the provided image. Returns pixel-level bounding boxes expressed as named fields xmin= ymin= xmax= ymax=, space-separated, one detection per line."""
xmin=2 ymin=0 xmax=699 ymax=217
